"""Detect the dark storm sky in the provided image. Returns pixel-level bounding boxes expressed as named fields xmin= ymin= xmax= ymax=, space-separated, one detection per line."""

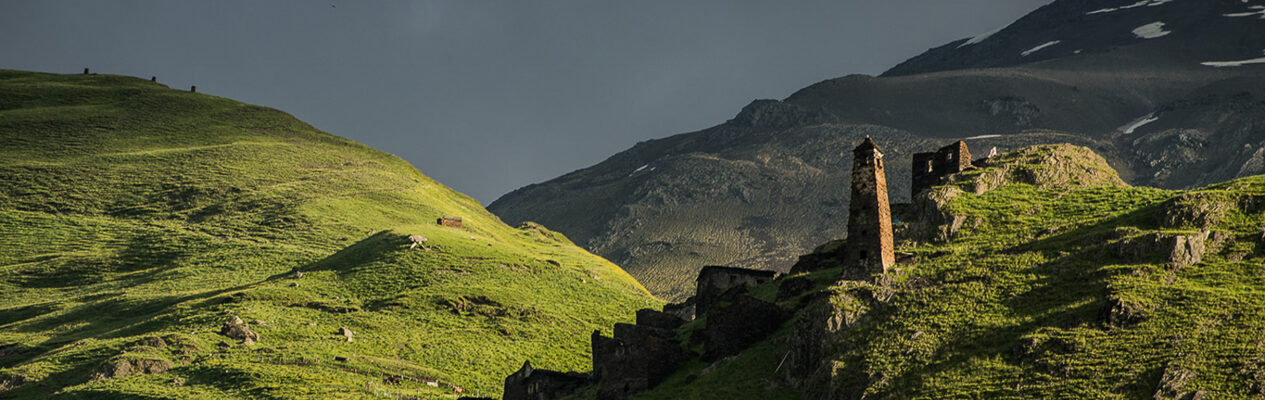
xmin=1 ymin=1 xmax=1049 ymax=203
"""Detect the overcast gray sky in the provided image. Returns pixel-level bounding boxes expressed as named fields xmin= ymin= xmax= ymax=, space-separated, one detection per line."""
xmin=1 ymin=1 xmax=1049 ymax=203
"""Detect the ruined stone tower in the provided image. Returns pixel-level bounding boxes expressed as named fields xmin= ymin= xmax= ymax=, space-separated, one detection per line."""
xmin=911 ymin=141 xmax=972 ymax=196
xmin=844 ymin=137 xmax=894 ymax=279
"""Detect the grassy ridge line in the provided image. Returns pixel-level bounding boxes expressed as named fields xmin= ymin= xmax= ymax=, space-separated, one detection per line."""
xmin=0 ymin=70 xmax=657 ymax=399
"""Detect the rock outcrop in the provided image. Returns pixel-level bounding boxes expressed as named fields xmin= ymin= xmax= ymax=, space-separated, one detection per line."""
xmin=729 ymin=99 xmax=836 ymax=130
xmin=1157 ymin=193 xmax=1230 ymax=229
xmin=219 ymin=316 xmax=260 ymax=345
xmin=785 ymin=285 xmax=885 ymax=398
xmin=96 ymin=356 xmax=172 ymax=380
xmin=910 ymin=186 xmax=967 ymax=243
xmin=1101 ymin=291 xmax=1152 ymax=328
xmin=1153 ymin=366 xmax=1206 ymax=400
xmin=1115 ymin=231 xmax=1210 ymax=268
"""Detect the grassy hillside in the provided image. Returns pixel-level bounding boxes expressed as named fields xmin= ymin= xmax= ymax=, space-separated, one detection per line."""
xmin=0 ymin=70 xmax=660 ymax=399
xmin=571 ymin=145 xmax=1265 ymax=399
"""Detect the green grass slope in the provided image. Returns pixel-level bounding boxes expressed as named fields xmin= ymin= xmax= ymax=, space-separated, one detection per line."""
xmin=573 ymin=144 xmax=1265 ymax=399
xmin=0 ymin=70 xmax=660 ymax=399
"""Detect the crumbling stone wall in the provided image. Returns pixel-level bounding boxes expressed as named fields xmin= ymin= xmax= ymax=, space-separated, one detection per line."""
xmin=695 ymin=265 xmax=776 ymax=316
xmin=702 ymin=294 xmax=787 ymax=360
xmin=503 ymin=361 xmax=588 ymax=400
xmin=591 ymin=323 xmax=688 ymax=400
xmin=911 ymin=141 xmax=973 ymax=196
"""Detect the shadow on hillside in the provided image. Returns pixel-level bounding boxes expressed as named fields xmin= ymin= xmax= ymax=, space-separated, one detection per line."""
xmin=881 ymin=206 xmax=1162 ymax=394
xmin=277 ymin=230 xmax=405 ymax=279
xmin=0 ymin=284 xmax=251 ymax=374
xmin=14 ymin=232 xmax=192 ymax=290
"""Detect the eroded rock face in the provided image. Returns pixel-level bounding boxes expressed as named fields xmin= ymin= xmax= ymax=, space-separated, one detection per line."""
xmin=981 ymin=97 xmax=1041 ymax=127
xmin=97 ymin=357 xmax=172 ymax=380
xmin=1101 ymin=292 xmax=1151 ymax=328
xmin=1154 ymin=366 xmax=1204 ymax=400
xmin=785 ymin=287 xmax=883 ymax=398
xmin=911 ymin=186 xmax=966 ymax=243
xmin=729 ymin=99 xmax=836 ymax=130
xmin=1158 ymin=193 xmax=1230 ymax=229
xmin=1115 ymin=231 xmax=1209 ymax=268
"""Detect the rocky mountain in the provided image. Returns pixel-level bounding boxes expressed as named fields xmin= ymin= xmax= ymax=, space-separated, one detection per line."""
xmin=489 ymin=0 xmax=1265 ymax=300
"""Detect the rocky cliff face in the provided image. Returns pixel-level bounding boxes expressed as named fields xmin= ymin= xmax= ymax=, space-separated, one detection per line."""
xmin=490 ymin=0 xmax=1265 ymax=299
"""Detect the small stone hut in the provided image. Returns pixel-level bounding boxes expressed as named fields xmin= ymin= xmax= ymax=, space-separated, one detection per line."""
xmin=438 ymin=216 xmax=463 ymax=228
xmin=694 ymin=265 xmax=776 ymax=317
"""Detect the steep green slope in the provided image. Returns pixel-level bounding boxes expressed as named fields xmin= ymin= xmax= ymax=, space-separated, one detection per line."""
xmin=0 ymin=70 xmax=659 ymax=399
xmin=577 ymin=145 xmax=1264 ymax=399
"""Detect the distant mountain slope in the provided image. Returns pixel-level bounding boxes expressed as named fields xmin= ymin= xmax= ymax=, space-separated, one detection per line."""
xmin=490 ymin=0 xmax=1265 ymax=300
xmin=0 ymin=70 xmax=659 ymax=399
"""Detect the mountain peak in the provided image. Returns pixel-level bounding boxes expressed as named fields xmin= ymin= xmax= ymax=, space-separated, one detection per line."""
xmin=884 ymin=0 xmax=1265 ymax=76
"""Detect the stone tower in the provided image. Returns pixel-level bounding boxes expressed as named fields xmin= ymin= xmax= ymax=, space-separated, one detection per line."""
xmin=844 ymin=137 xmax=894 ymax=279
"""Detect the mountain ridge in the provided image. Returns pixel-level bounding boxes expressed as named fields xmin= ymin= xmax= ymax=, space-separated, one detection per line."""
xmin=489 ymin=0 xmax=1265 ymax=299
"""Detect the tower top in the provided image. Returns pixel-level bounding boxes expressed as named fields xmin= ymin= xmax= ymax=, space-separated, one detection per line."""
xmin=854 ymin=137 xmax=883 ymax=158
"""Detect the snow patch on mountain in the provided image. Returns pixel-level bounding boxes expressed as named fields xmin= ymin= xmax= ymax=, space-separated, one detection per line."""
xmin=1202 ymin=56 xmax=1265 ymax=67
xmin=1087 ymin=0 xmax=1177 ymax=15
xmin=1088 ymin=0 xmax=1148 ymax=14
xmin=1132 ymin=22 xmax=1171 ymax=39
xmin=958 ymin=24 xmax=1008 ymax=48
xmin=1224 ymin=5 xmax=1265 ymax=18
xmin=963 ymin=134 xmax=1003 ymax=140
xmin=1022 ymin=40 xmax=1061 ymax=56
xmin=1119 ymin=114 xmax=1160 ymax=134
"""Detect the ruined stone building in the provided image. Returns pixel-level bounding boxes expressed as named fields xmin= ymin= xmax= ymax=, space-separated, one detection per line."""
xmin=438 ymin=216 xmax=463 ymax=228
xmin=590 ymin=309 xmax=688 ymax=400
xmin=503 ymin=361 xmax=588 ymax=400
xmin=500 ymin=264 xmax=786 ymax=400
xmin=911 ymin=141 xmax=973 ymax=196
xmin=844 ymin=137 xmax=895 ymax=279
xmin=694 ymin=265 xmax=776 ymax=317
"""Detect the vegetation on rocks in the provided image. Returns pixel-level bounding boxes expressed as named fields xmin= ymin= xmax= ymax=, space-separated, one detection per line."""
xmin=0 ymin=70 xmax=659 ymax=399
